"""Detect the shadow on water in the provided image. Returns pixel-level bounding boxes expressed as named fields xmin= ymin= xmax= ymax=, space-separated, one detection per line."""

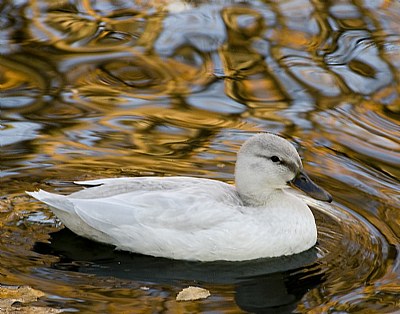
xmin=34 ymin=228 xmax=324 ymax=313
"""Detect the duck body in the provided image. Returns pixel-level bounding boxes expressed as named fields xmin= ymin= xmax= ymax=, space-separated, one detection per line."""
xmin=27 ymin=133 xmax=331 ymax=261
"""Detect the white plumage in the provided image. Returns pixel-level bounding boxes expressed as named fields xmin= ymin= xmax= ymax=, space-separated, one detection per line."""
xmin=27 ymin=133 xmax=332 ymax=261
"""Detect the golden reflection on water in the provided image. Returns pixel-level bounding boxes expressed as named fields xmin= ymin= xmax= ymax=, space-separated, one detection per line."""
xmin=1 ymin=0 xmax=400 ymax=312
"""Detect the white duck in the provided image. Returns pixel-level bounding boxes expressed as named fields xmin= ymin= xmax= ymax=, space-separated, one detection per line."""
xmin=27 ymin=133 xmax=332 ymax=262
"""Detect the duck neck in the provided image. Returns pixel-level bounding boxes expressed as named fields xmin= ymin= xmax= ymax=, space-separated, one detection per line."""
xmin=238 ymin=186 xmax=283 ymax=207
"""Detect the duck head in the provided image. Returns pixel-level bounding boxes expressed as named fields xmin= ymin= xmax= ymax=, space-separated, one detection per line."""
xmin=235 ymin=133 xmax=332 ymax=205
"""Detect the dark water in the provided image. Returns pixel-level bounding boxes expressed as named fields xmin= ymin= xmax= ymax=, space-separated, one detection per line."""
xmin=1 ymin=0 xmax=399 ymax=313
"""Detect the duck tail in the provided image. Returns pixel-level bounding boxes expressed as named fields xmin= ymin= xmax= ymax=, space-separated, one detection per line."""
xmin=26 ymin=190 xmax=74 ymax=212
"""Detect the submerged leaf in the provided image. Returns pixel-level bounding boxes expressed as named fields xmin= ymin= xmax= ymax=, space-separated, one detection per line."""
xmin=176 ymin=286 xmax=211 ymax=301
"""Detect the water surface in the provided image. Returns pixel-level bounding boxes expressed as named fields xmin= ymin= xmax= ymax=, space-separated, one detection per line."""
xmin=1 ymin=0 xmax=400 ymax=313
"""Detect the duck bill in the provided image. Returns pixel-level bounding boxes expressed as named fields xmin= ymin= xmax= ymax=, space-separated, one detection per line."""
xmin=290 ymin=170 xmax=332 ymax=202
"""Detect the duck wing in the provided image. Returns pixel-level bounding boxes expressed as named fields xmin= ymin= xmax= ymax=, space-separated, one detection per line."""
xmin=75 ymin=180 xmax=239 ymax=228
xmin=28 ymin=177 xmax=244 ymax=259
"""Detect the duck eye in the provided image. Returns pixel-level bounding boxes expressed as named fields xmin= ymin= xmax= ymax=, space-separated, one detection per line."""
xmin=271 ymin=156 xmax=281 ymax=163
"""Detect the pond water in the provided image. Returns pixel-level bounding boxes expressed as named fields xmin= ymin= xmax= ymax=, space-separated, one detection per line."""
xmin=1 ymin=0 xmax=400 ymax=313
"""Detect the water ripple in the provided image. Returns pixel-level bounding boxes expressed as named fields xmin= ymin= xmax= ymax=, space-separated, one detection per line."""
xmin=0 ymin=54 xmax=62 ymax=113
xmin=315 ymin=103 xmax=400 ymax=172
xmin=1 ymin=0 xmax=400 ymax=312
xmin=325 ymin=31 xmax=393 ymax=95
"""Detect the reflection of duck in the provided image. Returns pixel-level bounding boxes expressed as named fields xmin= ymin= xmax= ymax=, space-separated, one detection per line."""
xmin=27 ymin=133 xmax=332 ymax=261
xmin=34 ymin=228 xmax=324 ymax=313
